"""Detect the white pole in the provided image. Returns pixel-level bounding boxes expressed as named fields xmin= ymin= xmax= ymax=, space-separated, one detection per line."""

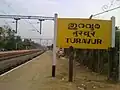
xmin=52 ymin=13 xmax=58 ymax=77
xmin=111 ymin=16 xmax=115 ymax=48
xmin=111 ymin=16 xmax=120 ymax=81
xmin=119 ymin=35 xmax=120 ymax=81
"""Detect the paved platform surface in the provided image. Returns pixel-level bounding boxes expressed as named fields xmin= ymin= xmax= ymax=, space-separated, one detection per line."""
xmin=0 ymin=51 xmax=76 ymax=90
xmin=0 ymin=51 xmax=120 ymax=90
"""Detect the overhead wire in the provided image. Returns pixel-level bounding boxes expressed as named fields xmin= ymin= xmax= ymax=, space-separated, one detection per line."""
xmin=93 ymin=5 xmax=120 ymax=17
xmin=0 ymin=10 xmax=12 ymax=29
xmin=89 ymin=0 xmax=120 ymax=19
xmin=95 ymin=0 xmax=120 ymax=17
xmin=1 ymin=0 xmax=39 ymax=33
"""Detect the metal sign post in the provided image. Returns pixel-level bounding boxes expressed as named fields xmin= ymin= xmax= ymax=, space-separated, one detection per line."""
xmin=38 ymin=19 xmax=44 ymax=34
xmin=119 ymin=35 xmax=120 ymax=81
xmin=14 ymin=18 xmax=20 ymax=33
xmin=108 ymin=16 xmax=116 ymax=81
xmin=111 ymin=16 xmax=120 ymax=82
xmin=52 ymin=13 xmax=58 ymax=77
xmin=68 ymin=46 xmax=74 ymax=82
xmin=111 ymin=16 xmax=115 ymax=48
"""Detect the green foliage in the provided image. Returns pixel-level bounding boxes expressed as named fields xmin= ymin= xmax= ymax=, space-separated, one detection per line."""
xmin=0 ymin=25 xmax=40 ymax=51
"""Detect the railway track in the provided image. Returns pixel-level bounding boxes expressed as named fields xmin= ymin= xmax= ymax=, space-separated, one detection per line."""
xmin=0 ymin=49 xmax=45 ymax=75
xmin=0 ymin=49 xmax=40 ymax=61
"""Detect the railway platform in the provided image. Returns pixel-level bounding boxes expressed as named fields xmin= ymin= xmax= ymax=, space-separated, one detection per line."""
xmin=0 ymin=51 xmax=120 ymax=90
xmin=0 ymin=51 xmax=76 ymax=90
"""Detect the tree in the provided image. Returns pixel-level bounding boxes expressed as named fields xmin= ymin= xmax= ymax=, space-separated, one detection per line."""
xmin=0 ymin=25 xmax=42 ymax=50
xmin=0 ymin=27 xmax=6 ymax=49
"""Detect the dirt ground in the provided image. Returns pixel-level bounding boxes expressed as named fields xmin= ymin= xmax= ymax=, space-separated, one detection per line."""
xmin=0 ymin=51 xmax=120 ymax=90
xmin=58 ymin=58 xmax=120 ymax=90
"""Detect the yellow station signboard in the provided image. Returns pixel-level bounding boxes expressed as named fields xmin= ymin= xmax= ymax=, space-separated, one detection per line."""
xmin=57 ymin=18 xmax=112 ymax=49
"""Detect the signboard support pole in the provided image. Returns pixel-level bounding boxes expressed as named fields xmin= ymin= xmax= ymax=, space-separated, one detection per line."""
xmin=69 ymin=46 xmax=74 ymax=82
xmin=119 ymin=37 xmax=120 ymax=81
xmin=111 ymin=16 xmax=117 ymax=82
xmin=52 ymin=13 xmax=58 ymax=77
xmin=111 ymin=16 xmax=115 ymax=48
xmin=108 ymin=16 xmax=116 ymax=81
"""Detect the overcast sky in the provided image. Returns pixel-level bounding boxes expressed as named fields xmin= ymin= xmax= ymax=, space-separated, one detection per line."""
xmin=0 ymin=0 xmax=120 ymax=42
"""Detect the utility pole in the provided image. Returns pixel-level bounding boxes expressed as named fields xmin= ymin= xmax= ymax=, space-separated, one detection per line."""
xmin=38 ymin=19 xmax=45 ymax=34
xmin=14 ymin=18 xmax=20 ymax=33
